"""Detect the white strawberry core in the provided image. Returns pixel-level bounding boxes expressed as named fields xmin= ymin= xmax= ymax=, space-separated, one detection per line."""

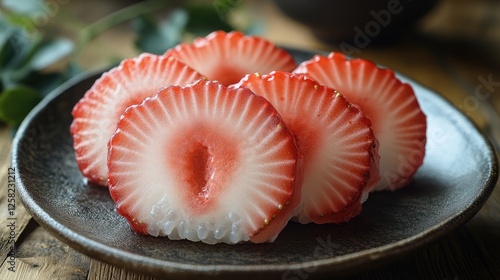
xmin=108 ymin=82 xmax=299 ymax=244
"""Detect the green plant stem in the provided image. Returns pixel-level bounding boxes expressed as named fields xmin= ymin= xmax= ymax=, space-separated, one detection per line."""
xmin=75 ymin=0 xmax=173 ymax=57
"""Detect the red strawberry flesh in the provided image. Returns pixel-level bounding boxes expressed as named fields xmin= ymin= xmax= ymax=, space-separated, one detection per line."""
xmin=70 ymin=54 xmax=203 ymax=186
xmin=165 ymin=30 xmax=297 ymax=86
xmin=294 ymin=53 xmax=426 ymax=191
xmin=108 ymin=80 xmax=302 ymax=244
xmin=234 ymin=71 xmax=378 ymax=224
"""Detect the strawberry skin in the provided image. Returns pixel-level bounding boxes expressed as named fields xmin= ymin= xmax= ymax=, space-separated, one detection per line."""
xmin=234 ymin=71 xmax=379 ymax=224
xmin=164 ymin=30 xmax=297 ymax=86
xmin=107 ymin=79 xmax=302 ymax=244
xmin=294 ymin=53 xmax=426 ymax=191
xmin=70 ymin=54 xmax=203 ymax=186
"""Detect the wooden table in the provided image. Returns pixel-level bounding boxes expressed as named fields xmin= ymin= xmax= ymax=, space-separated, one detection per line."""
xmin=1 ymin=0 xmax=500 ymax=279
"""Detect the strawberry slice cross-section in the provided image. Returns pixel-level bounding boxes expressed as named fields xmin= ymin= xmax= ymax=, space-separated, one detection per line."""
xmin=107 ymin=79 xmax=302 ymax=244
xmin=164 ymin=30 xmax=297 ymax=86
xmin=234 ymin=71 xmax=379 ymax=224
xmin=70 ymin=53 xmax=203 ymax=186
xmin=294 ymin=52 xmax=426 ymax=191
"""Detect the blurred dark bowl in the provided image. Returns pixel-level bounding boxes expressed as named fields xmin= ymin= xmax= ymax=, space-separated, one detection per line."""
xmin=273 ymin=0 xmax=438 ymax=45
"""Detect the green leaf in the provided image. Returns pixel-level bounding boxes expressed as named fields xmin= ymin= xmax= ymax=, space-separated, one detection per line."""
xmin=2 ymin=0 xmax=46 ymax=16
xmin=0 ymin=35 xmax=16 ymax=68
xmin=0 ymin=17 xmax=11 ymax=45
xmin=23 ymin=62 xmax=82 ymax=98
xmin=23 ymin=72 xmax=64 ymax=98
xmin=0 ymin=20 xmax=16 ymax=68
xmin=211 ymin=0 xmax=243 ymax=22
xmin=185 ymin=4 xmax=234 ymax=37
xmin=0 ymin=33 xmax=43 ymax=85
xmin=133 ymin=9 xmax=187 ymax=54
xmin=29 ymin=38 xmax=74 ymax=70
xmin=0 ymin=85 xmax=41 ymax=125
xmin=79 ymin=0 xmax=173 ymax=50
xmin=4 ymin=31 xmax=42 ymax=70
xmin=2 ymin=12 xmax=41 ymax=37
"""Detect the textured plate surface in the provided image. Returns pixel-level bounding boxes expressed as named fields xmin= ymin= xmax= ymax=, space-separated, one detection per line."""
xmin=12 ymin=48 xmax=498 ymax=279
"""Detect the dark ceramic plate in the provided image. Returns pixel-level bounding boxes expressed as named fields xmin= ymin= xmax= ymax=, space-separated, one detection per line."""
xmin=12 ymin=48 xmax=498 ymax=279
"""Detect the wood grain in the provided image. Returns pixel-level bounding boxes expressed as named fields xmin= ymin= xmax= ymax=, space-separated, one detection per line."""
xmin=88 ymin=261 xmax=155 ymax=280
xmin=0 ymin=126 xmax=32 ymax=269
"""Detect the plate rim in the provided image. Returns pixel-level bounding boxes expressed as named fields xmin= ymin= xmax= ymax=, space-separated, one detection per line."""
xmin=11 ymin=49 xmax=499 ymax=278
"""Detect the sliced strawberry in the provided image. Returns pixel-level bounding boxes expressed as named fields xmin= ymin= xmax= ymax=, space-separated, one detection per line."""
xmin=234 ymin=71 xmax=378 ymax=224
xmin=107 ymin=80 xmax=302 ymax=244
xmin=164 ymin=30 xmax=297 ymax=86
xmin=294 ymin=53 xmax=426 ymax=191
xmin=70 ymin=54 xmax=203 ymax=186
